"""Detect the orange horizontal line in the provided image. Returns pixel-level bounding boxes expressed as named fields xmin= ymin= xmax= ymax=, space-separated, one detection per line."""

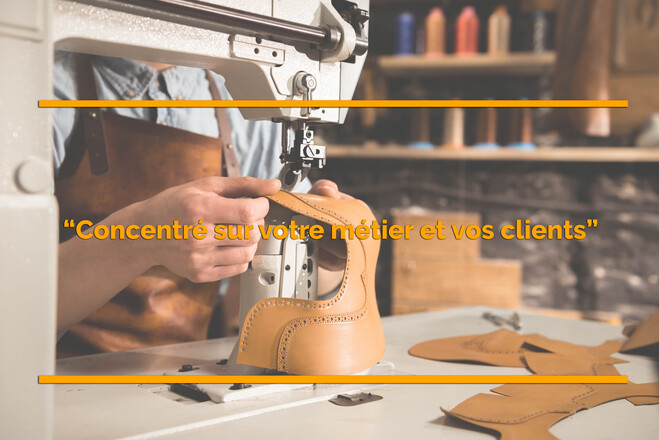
xmin=38 ymin=100 xmax=628 ymax=109
xmin=38 ymin=375 xmax=627 ymax=384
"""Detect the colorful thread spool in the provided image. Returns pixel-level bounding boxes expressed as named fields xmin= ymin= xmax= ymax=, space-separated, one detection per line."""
xmin=455 ymin=6 xmax=480 ymax=55
xmin=396 ymin=12 xmax=416 ymax=55
xmin=425 ymin=7 xmax=446 ymax=56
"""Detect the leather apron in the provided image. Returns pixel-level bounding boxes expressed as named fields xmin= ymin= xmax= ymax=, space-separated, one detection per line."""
xmin=56 ymin=55 xmax=241 ymax=357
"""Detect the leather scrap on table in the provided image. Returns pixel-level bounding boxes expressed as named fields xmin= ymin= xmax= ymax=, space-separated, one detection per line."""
xmin=408 ymin=329 xmax=625 ymax=371
xmin=408 ymin=329 xmax=527 ymax=367
xmin=410 ymin=328 xmax=659 ymax=410
xmin=521 ymin=336 xmax=625 ymax=375
xmin=442 ymin=381 xmax=659 ymax=440
xmin=620 ymin=309 xmax=659 ymax=354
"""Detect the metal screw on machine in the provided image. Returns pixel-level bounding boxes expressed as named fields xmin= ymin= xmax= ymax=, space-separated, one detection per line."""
xmin=294 ymin=72 xmax=317 ymax=117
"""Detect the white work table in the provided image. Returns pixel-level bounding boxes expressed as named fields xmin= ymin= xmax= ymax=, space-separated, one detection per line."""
xmin=54 ymin=306 xmax=659 ymax=439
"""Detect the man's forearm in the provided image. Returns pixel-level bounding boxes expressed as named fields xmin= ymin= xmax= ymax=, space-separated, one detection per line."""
xmin=57 ymin=202 xmax=153 ymax=332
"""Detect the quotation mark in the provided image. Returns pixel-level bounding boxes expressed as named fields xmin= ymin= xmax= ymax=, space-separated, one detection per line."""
xmin=586 ymin=219 xmax=598 ymax=227
xmin=63 ymin=219 xmax=75 ymax=228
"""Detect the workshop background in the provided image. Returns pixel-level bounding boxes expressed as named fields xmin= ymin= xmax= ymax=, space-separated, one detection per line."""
xmin=313 ymin=0 xmax=659 ymax=323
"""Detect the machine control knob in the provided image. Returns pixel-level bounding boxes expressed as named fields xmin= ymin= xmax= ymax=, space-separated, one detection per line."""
xmin=294 ymin=72 xmax=318 ymax=117
xmin=15 ymin=158 xmax=51 ymax=194
xmin=294 ymin=72 xmax=317 ymax=97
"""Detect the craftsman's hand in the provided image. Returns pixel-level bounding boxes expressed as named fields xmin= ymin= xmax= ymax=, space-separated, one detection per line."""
xmin=137 ymin=176 xmax=280 ymax=282
xmin=309 ymin=179 xmax=352 ymax=272
xmin=309 ymin=179 xmax=354 ymax=201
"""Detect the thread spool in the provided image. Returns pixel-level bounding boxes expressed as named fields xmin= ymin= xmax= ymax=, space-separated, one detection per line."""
xmin=488 ymin=6 xmax=511 ymax=55
xmin=410 ymin=107 xmax=432 ymax=149
xmin=455 ymin=6 xmax=480 ymax=55
xmin=443 ymin=107 xmax=465 ymax=149
xmin=396 ymin=12 xmax=415 ymax=55
xmin=474 ymin=107 xmax=499 ymax=149
xmin=532 ymin=11 xmax=547 ymax=53
xmin=425 ymin=7 xmax=446 ymax=56
xmin=507 ymin=106 xmax=535 ymax=150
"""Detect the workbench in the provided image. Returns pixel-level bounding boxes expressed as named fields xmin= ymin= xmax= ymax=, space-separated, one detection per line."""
xmin=54 ymin=307 xmax=659 ymax=439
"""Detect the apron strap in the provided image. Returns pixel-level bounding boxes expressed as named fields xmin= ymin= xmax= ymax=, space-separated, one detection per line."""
xmin=206 ymin=70 xmax=242 ymax=178
xmin=69 ymin=56 xmax=241 ymax=178
xmin=75 ymin=54 xmax=110 ymax=176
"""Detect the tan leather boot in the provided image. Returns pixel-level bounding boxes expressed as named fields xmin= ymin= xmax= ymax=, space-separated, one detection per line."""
xmin=236 ymin=191 xmax=385 ymax=375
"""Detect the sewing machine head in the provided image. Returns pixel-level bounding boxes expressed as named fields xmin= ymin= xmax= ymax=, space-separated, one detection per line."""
xmin=54 ymin=0 xmax=370 ymax=190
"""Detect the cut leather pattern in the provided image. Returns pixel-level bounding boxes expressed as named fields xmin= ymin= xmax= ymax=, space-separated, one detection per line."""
xmin=443 ymin=382 xmax=659 ymax=440
xmin=621 ymin=309 xmax=659 ymax=353
xmin=409 ymin=329 xmax=627 ymax=374
xmin=521 ymin=336 xmax=626 ymax=376
xmin=409 ymin=329 xmax=528 ymax=367
xmin=236 ymin=191 xmax=384 ymax=374
xmin=412 ymin=328 xmax=659 ymax=438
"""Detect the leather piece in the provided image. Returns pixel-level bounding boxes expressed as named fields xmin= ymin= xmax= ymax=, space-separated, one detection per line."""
xmin=56 ymin=111 xmax=226 ymax=218
xmin=409 ymin=329 xmax=527 ymax=367
xmin=56 ymin=62 xmax=237 ymax=356
xmin=589 ymin=364 xmax=659 ymax=406
xmin=409 ymin=329 xmax=625 ymax=371
xmin=621 ymin=309 xmax=659 ymax=353
xmin=410 ymin=329 xmax=658 ymax=407
xmin=443 ymin=381 xmax=659 ymax=440
xmin=521 ymin=336 xmax=626 ymax=375
xmin=236 ymin=191 xmax=385 ymax=375
xmin=57 ymin=266 xmax=219 ymax=355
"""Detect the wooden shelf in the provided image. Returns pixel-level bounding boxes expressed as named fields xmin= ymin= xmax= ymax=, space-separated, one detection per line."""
xmin=327 ymin=145 xmax=659 ymax=163
xmin=377 ymin=52 xmax=556 ymax=77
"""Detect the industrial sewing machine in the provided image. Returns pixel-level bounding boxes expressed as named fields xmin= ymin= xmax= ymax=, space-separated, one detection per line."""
xmin=1 ymin=0 xmax=369 ymax=437
xmin=52 ymin=0 xmax=369 ymax=190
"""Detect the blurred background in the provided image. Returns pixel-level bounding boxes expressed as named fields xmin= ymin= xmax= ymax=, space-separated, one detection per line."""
xmin=311 ymin=0 xmax=659 ymax=324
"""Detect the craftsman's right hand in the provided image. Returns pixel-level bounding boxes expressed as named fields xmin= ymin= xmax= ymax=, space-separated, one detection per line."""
xmin=135 ymin=176 xmax=280 ymax=282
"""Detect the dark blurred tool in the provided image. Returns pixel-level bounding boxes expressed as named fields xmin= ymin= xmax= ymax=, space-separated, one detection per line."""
xmin=482 ymin=311 xmax=522 ymax=330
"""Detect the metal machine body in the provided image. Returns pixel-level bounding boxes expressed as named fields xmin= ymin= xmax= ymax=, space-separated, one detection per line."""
xmin=228 ymin=203 xmax=321 ymax=375
xmin=54 ymin=0 xmax=370 ymax=187
xmin=1 ymin=1 xmax=368 ymax=437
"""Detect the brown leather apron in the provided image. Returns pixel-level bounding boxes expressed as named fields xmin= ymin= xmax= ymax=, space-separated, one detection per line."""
xmin=56 ymin=55 xmax=241 ymax=357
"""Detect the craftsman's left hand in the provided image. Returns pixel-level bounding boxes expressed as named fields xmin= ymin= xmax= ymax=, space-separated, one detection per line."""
xmin=309 ymin=179 xmax=352 ymax=271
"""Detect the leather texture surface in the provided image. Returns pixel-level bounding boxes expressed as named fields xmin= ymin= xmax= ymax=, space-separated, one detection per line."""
xmin=409 ymin=329 xmax=625 ymax=371
xmin=414 ymin=329 xmax=659 ymax=437
xmin=409 ymin=329 xmax=527 ymax=367
xmin=443 ymin=381 xmax=659 ymax=440
xmin=621 ymin=309 xmax=659 ymax=353
xmin=56 ymin=58 xmax=232 ymax=357
xmin=236 ymin=191 xmax=385 ymax=374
